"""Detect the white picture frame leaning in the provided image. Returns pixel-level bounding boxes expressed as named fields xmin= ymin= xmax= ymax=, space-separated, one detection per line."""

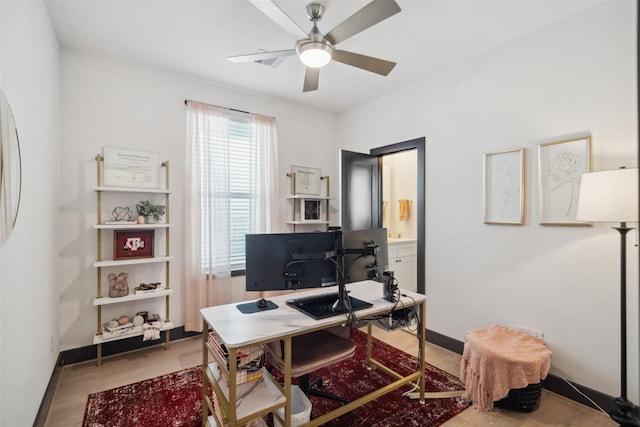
xmin=301 ymin=199 xmax=322 ymax=222
xmin=103 ymin=147 xmax=161 ymax=189
xmin=290 ymin=165 xmax=321 ymax=195
xmin=484 ymin=148 xmax=525 ymax=225
xmin=538 ymin=136 xmax=592 ymax=226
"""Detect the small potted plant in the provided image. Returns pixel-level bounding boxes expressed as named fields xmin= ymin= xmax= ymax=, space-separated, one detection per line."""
xmin=136 ymin=200 xmax=166 ymax=224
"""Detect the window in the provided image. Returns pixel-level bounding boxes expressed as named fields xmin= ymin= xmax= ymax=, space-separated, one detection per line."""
xmin=187 ymin=101 xmax=279 ymax=276
xmin=222 ymin=115 xmax=252 ymax=271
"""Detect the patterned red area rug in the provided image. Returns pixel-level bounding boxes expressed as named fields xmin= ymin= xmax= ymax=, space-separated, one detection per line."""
xmin=83 ymin=366 xmax=204 ymax=427
xmin=83 ymin=329 xmax=468 ymax=427
xmin=269 ymin=329 xmax=469 ymax=427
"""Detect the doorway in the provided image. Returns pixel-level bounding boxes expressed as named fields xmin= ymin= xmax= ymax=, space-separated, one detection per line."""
xmin=340 ymin=137 xmax=425 ymax=294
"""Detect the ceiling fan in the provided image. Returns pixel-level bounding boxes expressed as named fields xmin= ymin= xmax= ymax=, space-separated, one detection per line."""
xmin=227 ymin=0 xmax=401 ymax=92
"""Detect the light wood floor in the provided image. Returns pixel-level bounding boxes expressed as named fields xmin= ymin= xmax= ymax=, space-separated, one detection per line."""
xmin=45 ymin=327 xmax=615 ymax=426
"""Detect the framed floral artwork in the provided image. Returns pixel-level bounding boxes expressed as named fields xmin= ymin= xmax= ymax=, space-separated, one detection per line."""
xmin=484 ymin=148 xmax=525 ymax=225
xmin=538 ymin=136 xmax=592 ymax=225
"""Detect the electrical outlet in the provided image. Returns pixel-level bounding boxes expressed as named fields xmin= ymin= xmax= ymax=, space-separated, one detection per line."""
xmin=530 ymin=329 xmax=544 ymax=340
xmin=49 ymin=334 xmax=54 ymax=353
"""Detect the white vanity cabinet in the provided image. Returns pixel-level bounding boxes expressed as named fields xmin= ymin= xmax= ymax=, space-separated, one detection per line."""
xmin=387 ymin=239 xmax=417 ymax=293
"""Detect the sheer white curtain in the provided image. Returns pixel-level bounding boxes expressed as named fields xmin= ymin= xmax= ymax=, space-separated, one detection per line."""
xmin=249 ymin=113 xmax=280 ymax=233
xmin=184 ymin=101 xmax=279 ymax=331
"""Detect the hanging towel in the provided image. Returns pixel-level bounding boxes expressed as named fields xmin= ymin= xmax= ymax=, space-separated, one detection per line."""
xmin=399 ymin=199 xmax=410 ymax=221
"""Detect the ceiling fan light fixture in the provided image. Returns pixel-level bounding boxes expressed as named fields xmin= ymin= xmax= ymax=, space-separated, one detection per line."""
xmin=296 ymin=40 xmax=333 ymax=68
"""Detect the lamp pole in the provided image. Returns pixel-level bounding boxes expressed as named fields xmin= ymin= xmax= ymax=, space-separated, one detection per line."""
xmin=610 ymin=223 xmax=640 ymax=427
xmin=576 ymin=167 xmax=640 ymax=426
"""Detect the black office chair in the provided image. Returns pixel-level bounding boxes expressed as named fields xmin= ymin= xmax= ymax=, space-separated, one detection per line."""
xmin=266 ymin=326 xmax=355 ymax=404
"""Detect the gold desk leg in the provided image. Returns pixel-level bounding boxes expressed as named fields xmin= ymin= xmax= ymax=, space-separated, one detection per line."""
xmin=284 ymin=337 xmax=292 ymax=427
xmin=202 ymin=321 xmax=208 ymax=426
xmin=367 ymin=322 xmax=373 ymax=364
xmin=407 ymin=300 xmax=465 ymax=401
xmin=229 ymin=347 xmax=237 ymax=426
xmin=419 ymin=300 xmax=426 ymax=402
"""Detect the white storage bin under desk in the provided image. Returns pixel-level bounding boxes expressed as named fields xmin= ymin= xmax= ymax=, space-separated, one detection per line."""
xmin=274 ymin=385 xmax=311 ymax=427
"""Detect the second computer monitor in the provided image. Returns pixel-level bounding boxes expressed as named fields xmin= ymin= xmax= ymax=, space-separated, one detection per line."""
xmin=342 ymin=228 xmax=389 ymax=283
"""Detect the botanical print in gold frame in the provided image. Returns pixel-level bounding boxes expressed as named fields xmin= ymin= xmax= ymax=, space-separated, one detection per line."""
xmin=538 ymin=136 xmax=592 ymax=226
xmin=484 ymin=148 xmax=524 ymax=225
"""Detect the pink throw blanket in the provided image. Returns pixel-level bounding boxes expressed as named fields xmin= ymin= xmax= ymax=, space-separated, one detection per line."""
xmin=460 ymin=324 xmax=552 ymax=411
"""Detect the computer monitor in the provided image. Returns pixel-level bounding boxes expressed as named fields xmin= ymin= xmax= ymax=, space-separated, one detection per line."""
xmin=342 ymin=228 xmax=389 ymax=283
xmin=242 ymin=228 xmax=385 ymax=317
xmin=245 ymin=231 xmax=338 ymax=293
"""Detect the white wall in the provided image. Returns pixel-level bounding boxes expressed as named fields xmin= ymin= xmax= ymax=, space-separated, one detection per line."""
xmin=336 ymin=1 xmax=638 ymax=401
xmin=3 ymin=3 xmax=632 ymax=424
xmin=58 ymin=50 xmax=337 ymax=350
xmin=0 ymin=1 xmax=60 ymax=425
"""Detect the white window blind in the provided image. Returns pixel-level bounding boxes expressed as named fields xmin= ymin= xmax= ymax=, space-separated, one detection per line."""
xmin=188 ymin=100 xmax=278 ymax=279
xmin=199 ymin=113 xmax=255 ymax=272
xmin=226 ymin=116 xmax=253 ymax=270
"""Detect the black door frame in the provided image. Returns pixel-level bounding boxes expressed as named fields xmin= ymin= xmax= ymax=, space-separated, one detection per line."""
xmin=371 ymin=137 xmax=426 ymax=295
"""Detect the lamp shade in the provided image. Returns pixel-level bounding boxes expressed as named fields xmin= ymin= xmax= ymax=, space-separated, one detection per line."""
xmin=576 ymin=168 xmax=638 ymax=222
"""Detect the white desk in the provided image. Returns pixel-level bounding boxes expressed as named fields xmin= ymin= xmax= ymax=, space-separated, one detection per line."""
xmin=201 ymin=280 xmax=427 ymax=427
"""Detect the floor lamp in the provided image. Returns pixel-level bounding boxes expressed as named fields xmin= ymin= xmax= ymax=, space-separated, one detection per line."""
xmin=577 ymin=167 xmax=639 ymax=427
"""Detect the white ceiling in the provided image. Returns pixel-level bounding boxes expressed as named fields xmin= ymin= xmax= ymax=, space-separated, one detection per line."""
xmin=45 ymin=0 xmax=600 ymax=114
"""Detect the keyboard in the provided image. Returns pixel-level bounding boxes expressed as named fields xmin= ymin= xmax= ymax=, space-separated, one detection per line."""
xmin=286 ymin=291 xmax=340 ymax=305
xmin=286 ymin=292 xmax=372 ymax=320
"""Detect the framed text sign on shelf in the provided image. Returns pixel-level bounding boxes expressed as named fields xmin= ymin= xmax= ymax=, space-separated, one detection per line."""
xmin=290 ymin=165 xmax=321 ymax=195
xmin=103 ymin=147 xmax=161 ymax=189
xmin=114 ymin=230 xmax=154 ymax=260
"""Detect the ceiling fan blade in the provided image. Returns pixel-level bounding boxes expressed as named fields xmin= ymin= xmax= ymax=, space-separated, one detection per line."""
xmin=332 ymin=50 xmax=396 ymax=76
xmin=303 ymin=67 xmax=320 ymax=92
xmin=248 ymin=0 xmax=308 ymax=39
xmin=226 ymin=49 xmax=296 ymax=63
xmin=325 ymin=0 xmax=401 ymax=45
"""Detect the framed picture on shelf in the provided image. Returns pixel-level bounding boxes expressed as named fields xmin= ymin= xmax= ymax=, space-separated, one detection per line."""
xmin=103 ymin=146 xmax=161 ymax=189
xmin=483 ymin=148 xmax=525 ymax=225
xmin=290 ymin=165 xmax=321 ymax=195
xmin=114 ymin=230 xmax=154 ymax=260
xmin=301 ymin=199 xmax=322 ymax=222
xmin=538 ymin=135 xmax=591 ymax=225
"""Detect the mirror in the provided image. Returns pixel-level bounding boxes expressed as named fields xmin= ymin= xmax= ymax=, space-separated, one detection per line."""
xmin=0 ymin=90 xmax=22 ymax=243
